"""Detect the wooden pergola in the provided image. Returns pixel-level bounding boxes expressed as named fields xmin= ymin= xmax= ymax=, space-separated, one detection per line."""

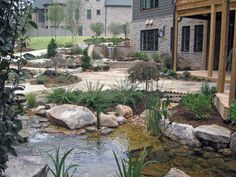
xmin=173 ymin=0 xmax=236 ymax=105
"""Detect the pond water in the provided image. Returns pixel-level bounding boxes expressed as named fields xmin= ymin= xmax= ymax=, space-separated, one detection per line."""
xmin=16 ymin=124 xmax=236 ymax=177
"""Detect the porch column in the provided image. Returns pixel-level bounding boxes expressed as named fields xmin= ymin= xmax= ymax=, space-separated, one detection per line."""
xmin=208 ymin=5 xmax=216 ymax=77
xmin=217 ymin=0 xmax=230 ymax=93
xmin=229 ymin=11 xmax=236 ymax=105
xmin=173 ymin=12 xmax=179 ymax=71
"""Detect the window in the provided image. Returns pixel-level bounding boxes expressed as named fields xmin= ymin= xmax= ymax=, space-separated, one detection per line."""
xmin=141 ymin=0 xmax=159 ymax=11
xmin=141 ymin=29 xmax=159 ymax=51
xmin=97 ymin=10 xmax=101 ymax=15
xmin=194 ymin=25 xmax=204 ymax=52
xmin=87 ymin=10 xmax=91 ymax=19
xmin=181 ymin=26 xmax=190 ymax=52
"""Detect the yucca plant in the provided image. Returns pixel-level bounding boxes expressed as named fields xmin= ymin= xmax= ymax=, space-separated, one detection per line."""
xmin=113 ymin=149 xmax=153 ymax=177
xmin=48 ymin=147 xmax=79 ymax=177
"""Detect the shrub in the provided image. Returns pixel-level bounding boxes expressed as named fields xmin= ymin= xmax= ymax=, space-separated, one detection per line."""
xmin=230 ymin=100 xmax=236 ymax=123
xmin=26 ymin=93 xmax=37 ymax=108
xmin=161 ymin=69 xmax=177 ymax=79
xmin=81 ymin=49 xmax=91 ymax=70
xmin=152 ymin=53 xmax=160 ymax=62
xmin=90 ymin=22 xmax=104 ymax=36
xmin=108 ymin=23 xmax=122 ymax=36
xmin=132 ymin=52 xmax=148 ymax=61
xmin=128 ymin=61 xmax=160 ymax=91
xmin=161 ymin=53 xmax=172 ymax=69
xmin=182 ymin=71 xmax=191 ymax=80
xmin=47 ymin=88 xmax=80 ymax=104
xmin=64 ymin=42 xmax=73 ymax=48
xmin=200 ymin=82 xmax=218 ymax=101
xmin=180 ymin=93 xmax=212 ymax=120
xmin=36 ymin=74 xmax=48 ymax=85
xmin=48 ymin=147 xmax=79 ymax=177
xmin=47 ymin=38 xmax=58 ymax=58
xmin=70 ymin=46 xmax=83 ymax=55
xmin=120 ymin=23 xmax=130 ymax=38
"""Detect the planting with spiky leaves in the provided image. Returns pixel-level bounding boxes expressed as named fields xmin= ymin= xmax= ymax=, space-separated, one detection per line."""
xmin=81 ymin=48 xmax=91 ymax=70
xmin=113 ymin=148 xmax=155 ymax=177
xmin=48 ymin=147 xmax=79 ymax=177
xmin=230 ymin=99 xmax=236 ymax=123
xmin=128 ymin=61 xmax=161 ymax=91
xmin=47 ymin=38 xmax=58 ymax=58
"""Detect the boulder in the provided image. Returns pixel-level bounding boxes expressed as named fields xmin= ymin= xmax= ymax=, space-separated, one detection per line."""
xmin=98 ymin=113 xmax=119 ymax=128
xmin=161 ymin=120 xmax=201 ymax=147
xmin=194 ymin=124 xmax=231 ymax=143
xmin=117 ymin=116 xmax=127 ymax=125
xmin=116 ymin=105 xmax=133 ymax=118
xmin=164 ymin=168 xmax=190 ymax=177
xmin=85 ymin=126 xmax=97 ymax=133
xmin=46 ymin=104 xmax=96 ymax=130
xmin=230 ymin=132 xmax=236 ymax=155
xmin=6 ymin=156 xmax=48 ymax=177
xmin=101 ymin=128 xmax=114 ymax=135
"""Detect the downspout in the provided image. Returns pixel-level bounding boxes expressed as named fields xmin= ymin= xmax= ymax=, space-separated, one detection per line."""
xmin=171 ymin=0 xmax=177 ymax=70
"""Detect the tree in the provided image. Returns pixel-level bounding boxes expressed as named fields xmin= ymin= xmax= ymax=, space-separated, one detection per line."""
xmin=48 ymin=3 xmax=65 ymax=39
xmin=90 ymin=22 xmax=104 ymax=36
xmin=108 ymin=23 xmax=122 ymax=37
xmin=0 ymin=0 xmax=37 ymax=174
xmin=121 ymin=23 xmax=130 ymax=38
xmin=65 ymin=0 xmax=82 ymax=46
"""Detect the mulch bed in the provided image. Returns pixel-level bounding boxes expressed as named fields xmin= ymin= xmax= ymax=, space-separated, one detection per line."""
xmin=169 ymin=106 xmax=236 ymax=131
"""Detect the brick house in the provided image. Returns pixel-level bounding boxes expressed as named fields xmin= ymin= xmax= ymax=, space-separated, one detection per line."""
xmin=32 ymin=0 xmax=132 ymax=37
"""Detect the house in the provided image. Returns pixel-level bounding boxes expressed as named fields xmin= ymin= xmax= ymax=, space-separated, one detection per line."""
xmin=32 ymin=0 xmax=132 ymax=37
xmin=130 ymin=0 xmax=208 ymax=70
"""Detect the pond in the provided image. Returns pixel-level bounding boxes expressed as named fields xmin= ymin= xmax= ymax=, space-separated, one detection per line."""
xmin=16 ymin=124 xmax=236 ymax=177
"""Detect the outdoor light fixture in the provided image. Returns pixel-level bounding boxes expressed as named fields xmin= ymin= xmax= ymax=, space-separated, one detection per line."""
xmin=158 ymin=25 xmax=166 ymax=38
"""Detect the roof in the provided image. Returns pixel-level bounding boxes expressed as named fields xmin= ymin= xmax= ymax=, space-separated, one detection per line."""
xmin=105 ymin=0 xmax=132 ymax=7
xmin=33 ymin=0 xmax=52 ymax=9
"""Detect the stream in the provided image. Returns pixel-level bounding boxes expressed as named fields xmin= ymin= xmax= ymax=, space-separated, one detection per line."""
xmin=16 ymin=124 xmax=236 ymax=177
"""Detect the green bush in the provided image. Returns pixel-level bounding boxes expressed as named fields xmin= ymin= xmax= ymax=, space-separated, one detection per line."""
xmin=161 ymin=53 xmax=172 ymax=69
xmin=70 ymin=46 xmax=83 ymax=55
xmin=47 ymin=88 xmax=80 ymax=104
xmin=81 ymin=49 xmax=91 ymax=70
xmin=108 ymin=23 xmax=122 ymax=37
xmin=200 ymin=82 xmax=218 ymax=101
xmin=36 ymin=74 xmax=48 ymax=85
xmin=47 ymin=38 xmax=58 ymax=58
xmin=128 ymin=61 xmax=160 ymax=91
xmin=182 ymin=71 xmax=191 ymax=80
xmin=90 ymin=22 xmax=104 ymax=36
xmin=26 ymin=93 xmax=37 ymax=108
xmin=152 ymin=53 xmax=160 ymax=62
xmin=180 ymin=93 xmax=212 ymax=120
xmin=132 ymin=52 xmax=148 ymax=61
xmin=230 ymin=100 xmax=236 ymax=123
xmin=161 ymin=69 xmax=178 ymax=79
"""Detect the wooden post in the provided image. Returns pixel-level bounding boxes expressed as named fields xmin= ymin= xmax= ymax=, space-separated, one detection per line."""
xmin=208 ymin=5 xmax=216 ymax=77
xmin=229 ymin=11 xmax=236 ymax=105
xmin=173 ymin=12 xmax=179 ymax=71
xmin=203 ymin=19 xmax=209 ymax=70
xmin=217 ymin=0 xmax=230 ymax=93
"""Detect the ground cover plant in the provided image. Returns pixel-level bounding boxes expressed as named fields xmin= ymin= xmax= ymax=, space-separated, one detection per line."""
xmin=84 ymin=37 xmax=125 ymax=45
xmin=26 ymin=93 xmax=37 ymax=108
xmin=180 ymin=93 xmax=212 ymax=120
xmin=230 ymin=99 xmax=236 ymax=123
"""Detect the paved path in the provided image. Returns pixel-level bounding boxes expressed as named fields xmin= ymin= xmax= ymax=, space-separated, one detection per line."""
xmin=21 ymin=68 xmax=230 ymax=95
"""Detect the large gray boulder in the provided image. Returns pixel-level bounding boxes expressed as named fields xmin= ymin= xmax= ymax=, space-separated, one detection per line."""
xmin=161 ymin=120 xmax=201 ymax=147
xmin=6 ymin=156 xmax=48 ymax=177
xmin=194 ymin=124 xmax=231 ymax=143
xmin=164 ymin=168 xmax=190 ymax=177
xmin=46 ymin=104 xmax=96 ymax=130
xmin=230 ymin=132 xmax=236 ymax=155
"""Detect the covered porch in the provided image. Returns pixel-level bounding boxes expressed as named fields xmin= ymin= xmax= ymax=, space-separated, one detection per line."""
xmin=173 ymin=0 xmax=236 ymax=112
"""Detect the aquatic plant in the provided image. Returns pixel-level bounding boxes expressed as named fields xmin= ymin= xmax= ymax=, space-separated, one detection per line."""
xmin=113 ymin=149 xmax=153 ymax=177
xmin=48 ymin=147 xmax=79 ymax=177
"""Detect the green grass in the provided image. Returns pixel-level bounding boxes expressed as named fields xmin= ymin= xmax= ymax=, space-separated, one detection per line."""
xmin=29 ymin=36 xmax=90 ymax=50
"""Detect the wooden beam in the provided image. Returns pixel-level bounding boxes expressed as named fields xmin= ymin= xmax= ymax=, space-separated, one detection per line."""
xmin=173 ymin=12 xmax=179 ymax=71
xmin=229 ymin=10 xmax=236 ymax=105
xmin=218 ymin=0 xmax=230 ymax=93
xmin=208 ymin=5 xmax=216 ymax=77
xmin=203 ymin=19 xmax=210 ymax=70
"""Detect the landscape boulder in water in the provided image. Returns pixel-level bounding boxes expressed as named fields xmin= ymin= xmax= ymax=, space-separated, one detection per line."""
xmin=46 ymin=104 xmax=96 ymax=130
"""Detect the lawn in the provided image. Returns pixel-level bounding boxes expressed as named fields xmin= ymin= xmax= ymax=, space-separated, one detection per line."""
xmin=29 ymin=36 xmax=90 ymax=50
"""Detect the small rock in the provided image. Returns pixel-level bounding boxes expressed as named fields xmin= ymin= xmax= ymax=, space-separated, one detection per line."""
xmin=34 ymin=106 xmax=46 ymax=117
xmin=202 ymin=146 xmax=216 ymax=152
xmin=41 ymin=122 xmax=50 ymax=128
xmin=164 ymin=168 xmax=190 ymax=177
xmin=116 ymin=116 xmax=126 ymax=125
xmin=148 ymin=149 xmax=170 ymax=163
xmin=98 ymin=113 xmax=119 ymax=128
xmin=101 ymin=128 xmax=114 ymax=135
xmin=31 ymin=124 xmax=42 ymax=129
xmin=219 ymin=148 xmax=232 ymax=157
xmin=79 ymin=129 xmax=86 ymax=135
xmin=85 ymin=126 xmax=97 ymax=133
xmin=116 ymin=105 xmax=133 ymax=118
xmin=194 ymin=124 xmax=231 ymax=143
xmin=45 ymin=104 xmax=57 ymax=110
xmin=38 ymin=117 xmax=49 ymax=123
xmin=230 ymin=132 xmax=236 ymax=155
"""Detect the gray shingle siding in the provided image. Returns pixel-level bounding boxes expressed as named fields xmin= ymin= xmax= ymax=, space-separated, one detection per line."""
xmin=133 ymin=0 xmax=174 ymax=21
